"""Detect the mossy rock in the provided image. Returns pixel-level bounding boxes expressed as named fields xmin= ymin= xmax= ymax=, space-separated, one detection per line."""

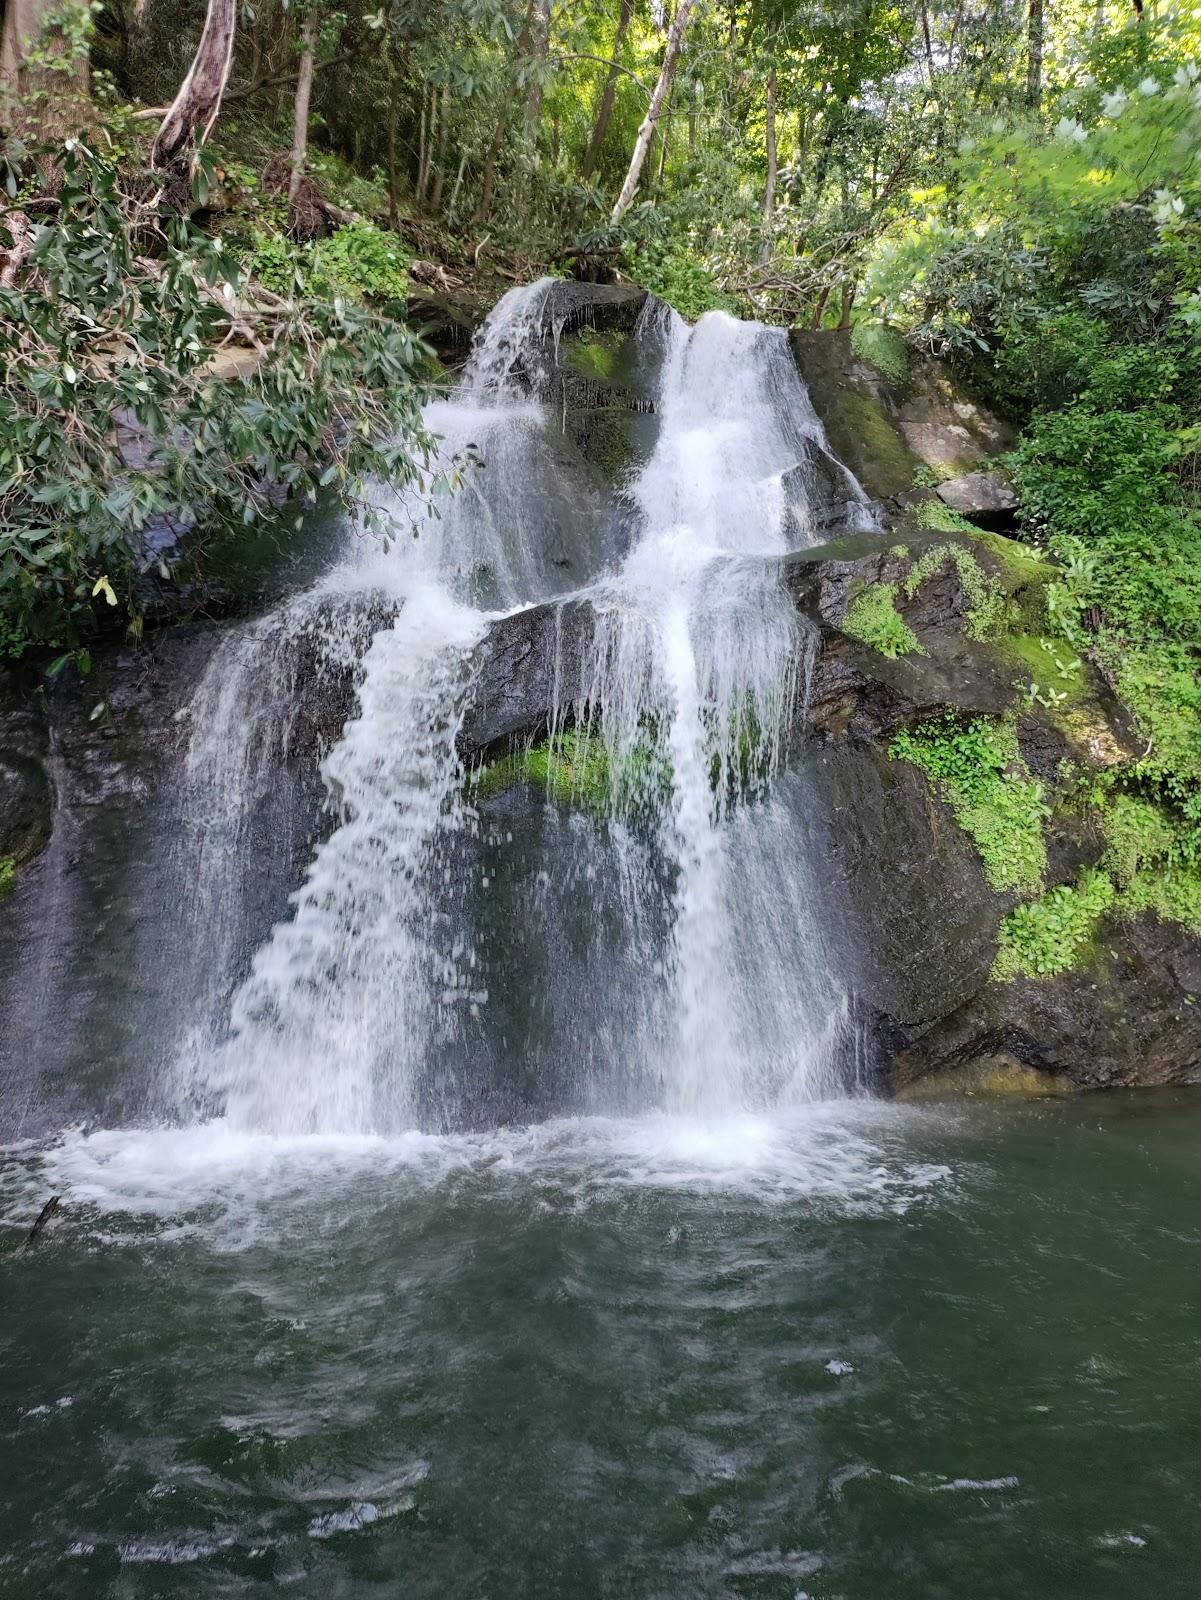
xmin=896 ymin=1054 xmax=1073 ymax=1100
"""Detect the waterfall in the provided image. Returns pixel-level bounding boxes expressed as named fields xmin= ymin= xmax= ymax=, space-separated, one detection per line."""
xmin=580 ymin=306 xmax=864 ymax=1113
xmin=173 ymin=281 xmax=872 ymax=1138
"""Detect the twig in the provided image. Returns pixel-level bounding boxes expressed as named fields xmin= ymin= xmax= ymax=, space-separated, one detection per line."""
xmin=0 ymin=212 xmax=31 ymax=289
xmin=24 ymin=1196 xmax=60 ymax=1250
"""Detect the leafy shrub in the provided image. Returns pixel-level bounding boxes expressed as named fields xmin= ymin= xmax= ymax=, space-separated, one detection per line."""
xmin=624 ymin=242 xmax=731 ymax=322
xmin=992 ymin=870 xmax=1116 ymax=981
xmin=842 ymin=582 xmax=920 ymax=658
xmin=988 ymin=311 xmax=1110 ymax=416
xmin=1102 ymin=794 xmax=1176 ymax=887
xmin=243 ymin=219 xmax=411 ymax=306
xmin=0 ymin=145 xmax=431 ymax=655
xmin=891 ymin=716 xmax=1048 ymax=893
xmin=1123 ymin=862 xmax=1201 ymax=935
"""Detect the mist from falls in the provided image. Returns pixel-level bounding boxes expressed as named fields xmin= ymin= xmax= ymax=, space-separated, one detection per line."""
xmin=175 ymin=279 xmax=876 ymax=1138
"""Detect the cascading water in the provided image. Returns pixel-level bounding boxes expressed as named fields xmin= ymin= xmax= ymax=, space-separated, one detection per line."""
xmin=172 ymin=280 xmax=875 ymax=1139
xmin=578 ymin=303 xmax=872 ymax=1113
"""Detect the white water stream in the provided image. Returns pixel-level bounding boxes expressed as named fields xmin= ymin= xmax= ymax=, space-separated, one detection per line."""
xmin=162 ymin=282 xmax=875 ymax=1144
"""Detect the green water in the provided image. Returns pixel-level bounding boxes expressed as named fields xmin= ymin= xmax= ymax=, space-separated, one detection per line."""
xmin=2 ymin=1093 xmax=1200 ymax=1598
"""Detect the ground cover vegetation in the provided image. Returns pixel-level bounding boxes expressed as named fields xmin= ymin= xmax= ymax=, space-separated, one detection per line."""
xmin=0 ymin=0 xmax=1198 ymax=938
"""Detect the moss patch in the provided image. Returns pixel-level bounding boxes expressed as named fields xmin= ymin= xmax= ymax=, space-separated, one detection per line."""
xmin=891 ymin=715 xmax=1048 ymax=894
xmin=562 ymin=327 xmax=622 ymax=383
xmin=843 ymin=581 xmax=921 ymax=658
xmin=850 ymin=319 xmax=910 ymax=385
xmin=470 ymin=726 xmax=674 ymax=813
xmin=470 ymin=729 xmax=612 ymax=809
xmin=902 ymin=542 xmax=1006 ymax=641
xmin=833 ymin=387 xmax=918 ymax=497
xmin=897 ymin=1056 xmax=1072 ymax=1100
xmin=1005 ymin=634 xmax=1088 ymax=709
xmin=915 ymin=498 xmax=975 ymax=535
xmin=0 ymin=857 xmax=13 ymax=898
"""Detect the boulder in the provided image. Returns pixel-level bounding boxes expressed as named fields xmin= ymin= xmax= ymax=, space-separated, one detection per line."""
xmin=935 ymin=468 xmax=1019 ymax=529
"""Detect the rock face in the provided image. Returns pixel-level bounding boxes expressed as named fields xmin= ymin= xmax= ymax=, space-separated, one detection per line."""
xmin=2 ymin=310 xmax=1196 ymax=1107
xmin=790 ymin=330 xmax=1015 ymax=508
xmin=453 ymin=522 xmax=1201 ymax=1096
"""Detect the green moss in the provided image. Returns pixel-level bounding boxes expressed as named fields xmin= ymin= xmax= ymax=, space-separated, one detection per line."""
xmin=912 ymin=463 xmax=958 ymax=488
xmin=562 ymin=328 xmax=621 ymax=383
xmin=902 ymin=542 xmax=1006 ymax=641
xmin=992 ymin=869 xmax=1116 ymax=981
xmin=850 ymin=319 xmax=910 ymax=384
xmin=470 ymin=729 xmax=613 ymax=809
xmin=969 ymin=528 xmax=1051 ymax=591
xmin=897 ymin=1057 xmax=1072 ymax=1100
xmin=915 ymin=498 xmax=975 ymax=534
xmin=890 ymin=715 xmax=1048 ymax=894
xmin=834 ymin=387 xmax=918 ymax=493
xmin=0 ymin=857 xmax=13 ymax=898
xmin=843 ymin=581 xmax=922 ymax=658
xmin=470 ymin=727 xmax=672 ymax=813
xmin=1005 ymin=634 xmax=1088 ymax=709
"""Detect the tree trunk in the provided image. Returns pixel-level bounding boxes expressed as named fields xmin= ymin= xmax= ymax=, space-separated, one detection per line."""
xmin=473 ymin=115 xmax=506 ymax=223
xmin=2 ymin=0 xmax=91 ymax=142
xmin=610 ymin=0 xmax=695 ymax=224
xmin=473 ymin=0 xmax=536 ymax=222
xmin=525 ymin=0 xmax=551 ymax=133
xmin=758 ymin=71 xmax=777 ymax=266
xmin=387 ymin=93 xmax=400 ymax=228
xmin=430 ymin=83 xmax=450 ymax=213
xmin=581 ymin=0 xmax=632 ymax=180
xmin=919 ymin=0 xmax=936 ymax=77
xmin=838 ymin=279 xmax=855 ymax=329
xmin=417 ymin=83 xmax=433 ymax=204
xmin=1026 ymin=0 xmax=1044 ymax=109
xmin=151 ymin=0 xmax=236 ymax=174
xmin=287 ymin=10 xmax=317 ymax=202
xmin=448 ymin=148 xmax=468 ymax=216
xmin=654 ymin=110 xmax=671 ymax=189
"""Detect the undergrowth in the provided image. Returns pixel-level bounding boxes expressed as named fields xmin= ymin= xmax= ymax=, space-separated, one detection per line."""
xmin=992 ymin=869 xmax=1115 ymax=980
xmin=843 ymin=582 xmax=920 ymax=658
xmin=992 ymin=789 xmax=1201 ymax=981
xmin=890 ymin=715 xmax=1047 ymax=894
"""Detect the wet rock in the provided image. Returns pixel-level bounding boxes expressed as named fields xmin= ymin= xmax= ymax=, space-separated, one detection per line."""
xmin=892 ymin=915 xmax=1201 ymax=1092
xmin=459 ymin=597 xmax=597 ymax=761
xmin=0 ymin=686 xmax=52 ymax=866
xmin=781 ymin=438 xmax=876 ymax=540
